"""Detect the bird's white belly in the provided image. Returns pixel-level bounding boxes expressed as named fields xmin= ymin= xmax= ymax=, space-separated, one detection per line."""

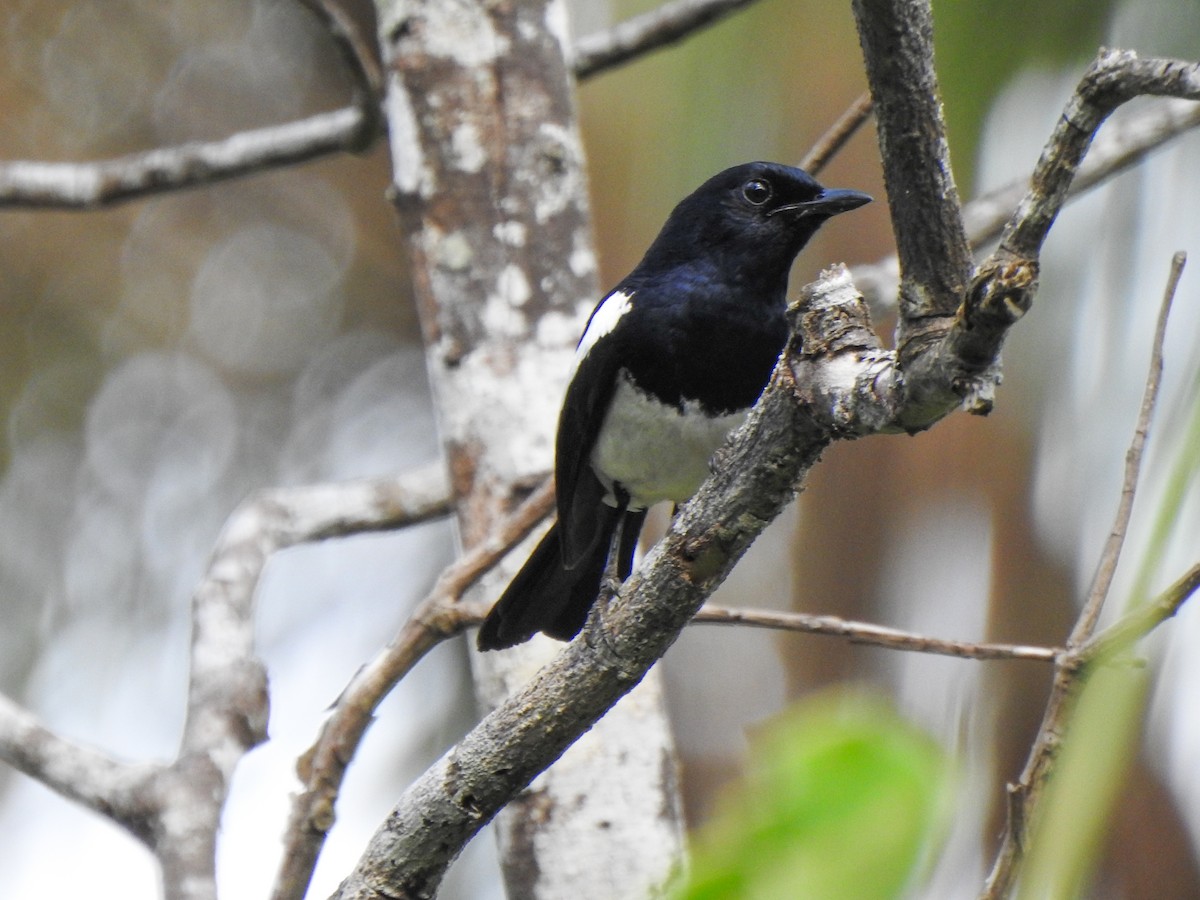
xmin=590 ymin=371 xmax=747 ymax=508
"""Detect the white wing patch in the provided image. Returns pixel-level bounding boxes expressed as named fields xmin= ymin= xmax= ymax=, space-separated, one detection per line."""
xmin=574 ymin=290 xmax=632 ymax=366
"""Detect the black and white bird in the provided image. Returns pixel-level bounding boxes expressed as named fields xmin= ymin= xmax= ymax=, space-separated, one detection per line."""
xmin=477 ymin=162 xmax=871 ymax=650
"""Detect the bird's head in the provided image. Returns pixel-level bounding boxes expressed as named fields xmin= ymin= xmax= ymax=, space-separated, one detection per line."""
xmin=638 ymin=162 xmax=871 ymax=286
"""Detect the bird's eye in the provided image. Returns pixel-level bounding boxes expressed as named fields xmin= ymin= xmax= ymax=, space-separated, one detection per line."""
xmin=742 ymin=179 xmax=772 ymax=205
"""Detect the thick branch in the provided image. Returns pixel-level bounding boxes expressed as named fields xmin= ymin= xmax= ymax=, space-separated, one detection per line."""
xmin=181 ymin=465 xmax=451 ymax=757
xmin=851 ymin=0 xmax=972 ymax=323
xmin=333 ymin=266 xmax=891 ymax=898
xmin=162 ymin=465 xmax=449 ymax=897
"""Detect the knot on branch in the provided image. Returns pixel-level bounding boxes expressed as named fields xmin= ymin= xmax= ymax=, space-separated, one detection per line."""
xmin=920 ymin=256 xmax=1038 ymax=417
xmin=961 ymin=256 xmax=1037 ymax=340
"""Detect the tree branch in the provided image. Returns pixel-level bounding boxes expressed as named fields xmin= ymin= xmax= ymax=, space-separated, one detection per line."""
xmin=965 ymin=99 xmax=1200 ymax=249
xmin=997 ymin=53 xmax=1200 ymax=263
xmin=271 ymin=479 xmax=551 ymax=900
xmin=0 ymin=0 xmax=769 ymax=211
xmin=0 ymin=107 xmax=370 ymax=209
xmin=694 ymin=606 xmax=1058 ymax=662
xmin=799 ymin=91 xmax=874 ymax=177
xmin=572 ymin=0 xmax=765 ymax=79
xmin=851 ymin=0 xmax=972 ymax=322
xmin=0 ymin=693 xmax=160 ymax=845
xmin=181 ymin=463 xmax=452 ymax=763
xmin=329 ymin=262 xmax=908 ymax=897
xmin=1070 ymin=252 xmax=1182 ymax=641
xmin=1078 ymin=561 xmax=1200 ymax=662
xmin=854 ymin=97 xmax=1200 ymax=313
xmin=167 ymin=464 xmax=450 ymax=897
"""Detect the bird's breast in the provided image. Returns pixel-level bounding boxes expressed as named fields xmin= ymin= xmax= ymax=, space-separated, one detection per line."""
xmin=590 ymin=370 xmax=747 ymax=509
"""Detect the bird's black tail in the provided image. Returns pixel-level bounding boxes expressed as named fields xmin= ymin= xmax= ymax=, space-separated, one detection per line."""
xmin=476 ymin=509 xmax=646 ymax=651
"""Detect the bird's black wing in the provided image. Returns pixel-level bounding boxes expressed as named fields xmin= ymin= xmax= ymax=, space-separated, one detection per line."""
xmin=555 ymin=290 xmax=636 ymax=569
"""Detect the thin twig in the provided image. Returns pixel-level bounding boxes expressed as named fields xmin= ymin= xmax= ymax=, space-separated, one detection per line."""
xmin=1080 ymin=561 xmax=1200 ymax=663
xmin=271 ymin=478 xmax=552 ymax=900
xmin=1071 ymin=251 xmax=1185 ymax=642
xmin=981 ymin=251 xmax=1188 ymax=899
xmin=695 ymin=605 xmax=1057 ymax=662
xmin=573 ymin=0 xmax=764 ymax=80
xmin=799 ymin=91 xmax=874 ymax=176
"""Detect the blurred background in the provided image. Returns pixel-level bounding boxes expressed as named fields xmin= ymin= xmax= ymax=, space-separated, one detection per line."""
xmin=0 ymin=0 xmax=1198 ymax=897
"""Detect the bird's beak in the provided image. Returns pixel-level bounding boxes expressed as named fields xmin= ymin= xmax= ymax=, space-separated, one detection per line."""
xmin=768 ymin=188 xmax=873 ymax=219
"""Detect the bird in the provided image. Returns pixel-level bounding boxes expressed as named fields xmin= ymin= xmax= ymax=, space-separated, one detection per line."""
xmin=477 ymin=161 xmax=871 ymax=651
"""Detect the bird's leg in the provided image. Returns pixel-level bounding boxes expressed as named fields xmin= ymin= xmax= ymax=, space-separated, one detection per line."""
xmin=599 ymin=513 xmax=626 ymax=601
xmin=584 ymin=493 xmax=630 ymax=651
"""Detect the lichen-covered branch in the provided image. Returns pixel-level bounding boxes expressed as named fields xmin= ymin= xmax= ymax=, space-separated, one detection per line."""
xmin=0 ymin=107 xmax=371 ymax=209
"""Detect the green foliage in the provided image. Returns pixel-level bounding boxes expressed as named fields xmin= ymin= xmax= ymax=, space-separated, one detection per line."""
xmin=678 ymin=692 xmax=950 ymax=900
xmin=932 ymin=0 xmax=1121 ymax=191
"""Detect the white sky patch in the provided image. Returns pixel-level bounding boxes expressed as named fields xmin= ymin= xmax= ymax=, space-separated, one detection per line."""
xmin=574 ymin=290 xmax=631 ymax=361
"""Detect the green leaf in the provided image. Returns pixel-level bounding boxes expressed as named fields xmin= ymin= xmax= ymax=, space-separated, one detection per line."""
xmin=679 ymin=691 xmax=950 ymax=900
